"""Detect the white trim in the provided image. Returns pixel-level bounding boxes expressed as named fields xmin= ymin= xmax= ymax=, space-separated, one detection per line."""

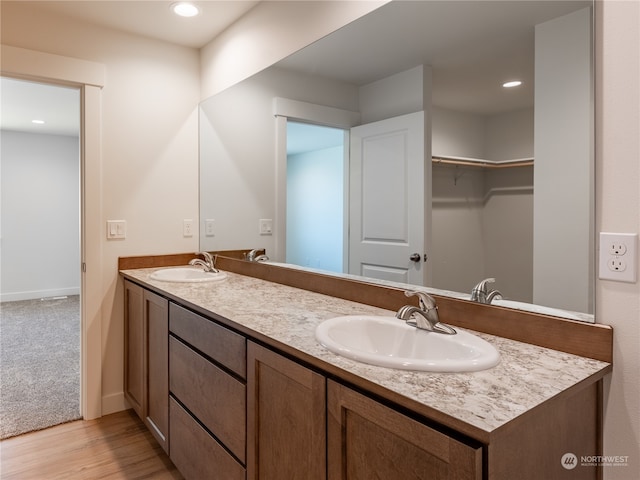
xmin=0 ymin=288 xmax=80 ymax=303
xmin=1 ymin=45 xmax=105 ymax=87
xmin=101 ymin=392 xmax=129 ymax=416
xmin=1 ymin=44 xmax=104 ymax=421
xmin=273 ymin=97 xmax=361 ymax=128
xmin=274 ymin=115 xmax=287 ymax=263
xmin=273 ymin=99 xmax=358 ymax=265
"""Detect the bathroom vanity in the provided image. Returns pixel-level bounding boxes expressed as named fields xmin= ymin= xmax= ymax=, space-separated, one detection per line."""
xmin=120 ymin=254 xmax=612 ymax=480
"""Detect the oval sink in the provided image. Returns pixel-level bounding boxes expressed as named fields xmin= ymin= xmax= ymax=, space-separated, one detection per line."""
xmin=149 ymin=267 xmax=227 ymax=283
xmin=315 ymin=315 xmax=500 ymax=372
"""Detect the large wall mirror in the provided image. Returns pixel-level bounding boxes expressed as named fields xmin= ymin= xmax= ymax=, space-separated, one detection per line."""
xmin=200 ymin=0 xmax=595 ymax=322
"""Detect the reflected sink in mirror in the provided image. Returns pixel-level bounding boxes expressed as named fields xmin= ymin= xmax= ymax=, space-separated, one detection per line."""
xmin=315 ymin=315 xmax=500 ymax=372
xmin=149 ymin=267 xmax=227 ymax=283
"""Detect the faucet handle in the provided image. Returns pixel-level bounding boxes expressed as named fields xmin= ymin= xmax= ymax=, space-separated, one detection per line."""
xmin=192 ymin=251 xmax=218 ymax=272
xmin=478 ymin=278 xmax=496 ymax=289
xmin=197 ymin=251 xmax=214 ymax=264
xmin=403 ymin=290 xmax=436 ymax=312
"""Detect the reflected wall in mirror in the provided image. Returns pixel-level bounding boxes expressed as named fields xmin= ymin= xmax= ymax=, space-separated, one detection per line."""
xmin=200 ymin=0 xmax=594 ymax=321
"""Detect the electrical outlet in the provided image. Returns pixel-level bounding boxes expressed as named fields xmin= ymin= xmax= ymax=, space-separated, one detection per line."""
xmin=609 ymin=242 xmax=627 ymax=256
xmin=183 ymin=219 xmax=194 ymax=237
xmin=599 ymin=232 xmax=638 ymax=282
xmin=608 ymin=257 xmax=626 ymax=272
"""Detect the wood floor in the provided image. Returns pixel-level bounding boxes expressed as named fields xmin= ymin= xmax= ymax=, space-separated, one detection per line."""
xmin=0 ymin=409 xmax=183 ymax=479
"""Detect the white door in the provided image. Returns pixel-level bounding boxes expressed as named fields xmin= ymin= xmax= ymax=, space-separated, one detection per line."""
xmin=349 ymin=111 xmax=426 ymax=285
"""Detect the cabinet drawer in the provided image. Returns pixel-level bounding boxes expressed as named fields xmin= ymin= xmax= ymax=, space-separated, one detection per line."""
xmin=169 ymin=302 xmax=246 ymax=378
xmin=170 ymin=336 xmax=246 ymax=463
xmin=170 ymin=397 xmax=245 ymax=480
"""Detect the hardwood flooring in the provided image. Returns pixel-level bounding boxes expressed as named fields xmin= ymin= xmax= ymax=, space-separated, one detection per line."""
xmin=0 ymin=409 xmax=183 ymax=479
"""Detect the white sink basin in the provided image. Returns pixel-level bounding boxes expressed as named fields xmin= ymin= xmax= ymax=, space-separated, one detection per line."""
xmin=149 ymin=267 xmax=227 ymax=283
xmin=315 ymin=315 xmax=500 ymax=372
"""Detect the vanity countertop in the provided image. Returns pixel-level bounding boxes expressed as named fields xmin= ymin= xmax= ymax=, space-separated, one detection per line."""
xmin=121 ymin=267 xmax=611 ymax=440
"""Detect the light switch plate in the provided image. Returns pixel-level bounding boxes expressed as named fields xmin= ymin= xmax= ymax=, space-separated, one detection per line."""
xmin=205 ymin=219 xmax=215 ymax=237
xmin=107 ymin=220 xmax=126 ymax=240
xmin=259 ymin=219 xmax=273 ymax=236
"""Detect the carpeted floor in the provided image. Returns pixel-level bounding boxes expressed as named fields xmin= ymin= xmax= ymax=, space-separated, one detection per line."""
xmin=0 ymin=295 xmax=81 ymax=439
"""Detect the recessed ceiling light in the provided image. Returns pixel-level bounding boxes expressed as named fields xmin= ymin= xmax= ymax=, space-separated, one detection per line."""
xmin=32 ymin=120 xmax=45 ymax=124
xmin=503 ymin=80 xmax=523 ymax=88
xmin=171 ymin=2 xmax=200 ymax=17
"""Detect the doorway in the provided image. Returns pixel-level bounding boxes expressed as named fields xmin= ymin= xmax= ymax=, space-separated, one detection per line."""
xmin=0 ymin=77 xmax=82 ymax=438
xmin=285 ymin=121 xmax=348 ymax=273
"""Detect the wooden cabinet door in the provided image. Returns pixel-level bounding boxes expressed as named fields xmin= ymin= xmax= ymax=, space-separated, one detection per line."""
xmin=247 ymin=342 xmax=326 ymax=480
xmin=144 ymin=289 xmax=169 ymax=454
xmin=123 ymin=280 xmax=145 ymax=419
xmin=327 ymin=380 xmax=482 ymax=480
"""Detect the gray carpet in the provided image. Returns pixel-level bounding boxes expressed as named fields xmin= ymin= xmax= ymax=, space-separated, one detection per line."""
xmin=0 ymin=295 xmax=81 ymax=439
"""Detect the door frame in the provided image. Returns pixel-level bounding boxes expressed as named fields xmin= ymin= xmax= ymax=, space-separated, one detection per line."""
xmin=1 ymin=45 xmax=105 ymax=420
xmin=273 ymin=97 xmax=360 ymax=265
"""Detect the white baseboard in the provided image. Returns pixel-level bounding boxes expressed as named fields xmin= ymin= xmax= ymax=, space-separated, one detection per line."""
xmin=102 ymin=392 xmax=129 ymax=416
xmin=0 ymin=287 xmax=80 ymax=303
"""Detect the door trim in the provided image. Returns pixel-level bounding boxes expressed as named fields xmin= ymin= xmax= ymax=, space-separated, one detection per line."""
xmin=1 ymin=44 xmax=105 ymax=420
xmin=273 ymin=98 xmax=361 ymax=264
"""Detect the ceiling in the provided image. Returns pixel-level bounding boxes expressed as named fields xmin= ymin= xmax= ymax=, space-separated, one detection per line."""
xmin=278 ymin=0 xmax=591 ymax=115
xmin=1 ymin=0 xmax=591 ymax=136
xmin=12 ymin=1 xmax=261 ymax=49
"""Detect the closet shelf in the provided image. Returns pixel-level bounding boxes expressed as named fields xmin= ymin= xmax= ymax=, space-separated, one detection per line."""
xmin=432 ymin=155 xmax=534 ymax=168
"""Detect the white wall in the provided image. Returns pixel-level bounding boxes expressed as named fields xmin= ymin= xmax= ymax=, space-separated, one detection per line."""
xmin=0 ymin=130 xmax=80 ymax=301
xmin=200 ymin=0 xmax=388 ymax=99
xmin=534 ymin=7 xmax=593 ymax=313
xmin=432 ymin=107 xmax=486 ymax=159
xmin=1 ymin=2 xmax=200 ymax=413
xmin=431 ymin=105 xmax=534 ymax=302
xmin=359 ymin=65 xmax=428 ymax=124
xmin=598 ymin=1 xmax=640 ymax=477
xmin=287 ymin=145 xmax=344 ymax=272
xmin=432 ymin=106 xmax=533 ymax=161
xmin=431 ymin=163 xmax=534 ymax=302
xmin=482 ymin=167 xmax=534 ymax=303
xmin=199 ymin=66 xmax=359 ymax=256
xmin=485 ymin=108 xmax=534 ymax=161
xmin=431 ymin=164 xmax=486 ymax=291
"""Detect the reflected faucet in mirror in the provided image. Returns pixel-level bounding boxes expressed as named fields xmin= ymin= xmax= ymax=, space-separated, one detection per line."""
xmin=471 ymin=278 xmax=502 ymax=305
xmin=245 ymin=249 xmax=269 ymax=262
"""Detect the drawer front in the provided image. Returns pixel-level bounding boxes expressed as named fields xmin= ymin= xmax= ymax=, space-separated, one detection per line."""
xmin=169 ymin=302 xmax=246 ymax=378
xmin=170 ymin=336 xmax=246 ymax=462
xmin=170 ymin=397 xmax=245 ymax=480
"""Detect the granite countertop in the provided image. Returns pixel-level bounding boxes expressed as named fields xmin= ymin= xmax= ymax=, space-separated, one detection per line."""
xmin=121 ymin=267 xmax=610 ymax=439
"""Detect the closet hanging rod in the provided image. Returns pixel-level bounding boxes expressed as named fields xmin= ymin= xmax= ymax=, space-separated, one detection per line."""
xmin=432 ymin=156 xmax=534 ymax=169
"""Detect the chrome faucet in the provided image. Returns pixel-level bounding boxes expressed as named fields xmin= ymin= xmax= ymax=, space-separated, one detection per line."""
xmin=245 ymin=249 xmax=269 ymax=262
xmin=189 ymin=252 xmax=218 ymax=272
xmin=396 ymin=290 xmax=456 ymax=335
xmin=470 ymin=278 xmax=502 ymax=304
